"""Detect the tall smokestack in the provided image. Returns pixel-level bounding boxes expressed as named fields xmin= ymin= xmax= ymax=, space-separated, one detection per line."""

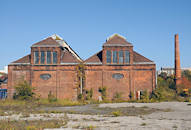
xmin=175 ymin=34 xmax=181 ymax=85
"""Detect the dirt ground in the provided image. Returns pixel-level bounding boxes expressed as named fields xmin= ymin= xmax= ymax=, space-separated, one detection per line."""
xmin=0 ymin=102 xmax=191 ymax=130
xmin=46 ymin=102 xmax=191 ymax=130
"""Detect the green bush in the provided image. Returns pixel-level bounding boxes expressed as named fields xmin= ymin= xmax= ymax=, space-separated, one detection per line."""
xmin=13 ymin=80 xmax=35 ymax=100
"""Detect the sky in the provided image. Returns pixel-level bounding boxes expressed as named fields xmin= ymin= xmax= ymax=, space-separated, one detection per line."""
xmin=0 ymin=0 xmax=191 ymax=70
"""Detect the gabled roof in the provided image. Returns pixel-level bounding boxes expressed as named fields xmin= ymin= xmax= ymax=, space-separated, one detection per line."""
xmin=84 ymin=51 xmax=102 ymax=64
xmin=103 ymin=34 xmax=133 ymax=47
xmin=11 ymin=54 xmax=31 ymax=64
xmin=31 ymin=37 xmax=60 ymax=47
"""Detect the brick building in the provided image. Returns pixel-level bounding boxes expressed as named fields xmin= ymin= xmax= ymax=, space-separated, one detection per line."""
xmin=8 ymin=34 xmax=156 ymax=100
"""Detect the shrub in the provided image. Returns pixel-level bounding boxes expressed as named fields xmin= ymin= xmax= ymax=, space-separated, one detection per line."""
xmin=48 ymin=91 xmax=57 ymax=102
xmin=113 ymin=92 xmax=122 ymax=101
xmin=13 ymin=80 xmax=35 ymax=100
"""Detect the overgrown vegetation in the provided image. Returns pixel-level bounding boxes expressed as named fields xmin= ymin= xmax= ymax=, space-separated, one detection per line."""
xmin=99 ymin=86 xmax=107 ymax=101
xmin=13 ymin=79 xmax=35 ymax=100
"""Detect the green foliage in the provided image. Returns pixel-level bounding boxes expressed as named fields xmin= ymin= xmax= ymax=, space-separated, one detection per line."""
xmin=182 ymin=70 xmax=191 ymax=82
xmin=48 ymin=91 xmax=57 ymax=102
xmin=99 ymin=86 xmax=107 ymax=100
xmin=76 ymin=63 xmax=86 ymax=99
xmin=151 ymin=76 xmax=177 ymax=101
xmin=85 ymin=88 xmax=93 ymax=100
xmin=113 ymin=92 xmax=123 ymax=101
xmin=140 ymin=90 xmax=150 ymax=102
xmin=13 ymin=80 xmax=35 ymax=100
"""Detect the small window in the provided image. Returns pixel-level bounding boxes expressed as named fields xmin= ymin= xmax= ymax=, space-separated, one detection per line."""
xmin=47 ymin=51 xmax=51 ymax=64
xmin=119 ymin=51 xmax=123 ymax=64
xmin=124 ymin=50 xmax=130 ymax=63
xmin=53 ymin=51 xmax=57 ymax=64
xmin=40 ymin=51 xmax=45 ymax=64
xmin=34 ymin=51 xmax=39 ymax=64
xmin=113 ymin=51 xmax=117 ymax=64
xmin=106 ymin=50 xmax=111 ymax=63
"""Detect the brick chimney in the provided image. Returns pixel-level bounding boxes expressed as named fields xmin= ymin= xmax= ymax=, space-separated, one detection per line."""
xmin=175 ymin=34 xmax=181 ymax=85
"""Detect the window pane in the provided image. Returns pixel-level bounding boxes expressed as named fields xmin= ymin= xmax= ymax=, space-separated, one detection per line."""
xmin=34 ymin=51 xmax=39 ymax=64
xmin=106 ymin=50 xmax=111 ymax=63
xmin=47 ymin=51 xmax=51 ymax=64
xmin=53 ymin=51 xmax=57 ymax=64
xmin=40 ymin=51 xmax=45 ymax=64
xmin=119 ymin=51 xmax=123 ymax=64
xmin=113 ymin=51 xmax=117 ymax=64
xmin=125 ymin=51 xmax=130 ymax=63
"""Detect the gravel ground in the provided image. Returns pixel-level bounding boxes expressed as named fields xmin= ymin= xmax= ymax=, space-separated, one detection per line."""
xmin=47 ymin=102 xmax=191 ymax=130
xmin=0 ymin=102 xmax=191 ymax=130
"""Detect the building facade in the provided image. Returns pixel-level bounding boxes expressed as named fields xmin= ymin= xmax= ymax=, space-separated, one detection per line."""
xmin=8 ymin=34 xmax=156 ymax=100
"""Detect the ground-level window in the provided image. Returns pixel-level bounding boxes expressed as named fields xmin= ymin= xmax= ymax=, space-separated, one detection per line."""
xmin=113 ymin=51 xmax=117 ymax=64
xmin=40 ymin=51 xmax=45 ymax=64
xmin=106 ymin=50 xmax=111 ymax=63
xmin=34 ymin=51 xmax=39 ymax=64
xmin=119 ymin=50 xmax=123 ymax=64
xmin=47 ymin=51 xmax=51 ymax=64
xmin=124 ymin=50 xmax=130 ymax=63
xmin=53 ymin=51 xmax=57 ymax=64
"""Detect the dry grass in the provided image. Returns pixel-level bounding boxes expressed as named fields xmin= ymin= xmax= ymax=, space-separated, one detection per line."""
xmin=0 ymin=119 xmax=65 ymax=130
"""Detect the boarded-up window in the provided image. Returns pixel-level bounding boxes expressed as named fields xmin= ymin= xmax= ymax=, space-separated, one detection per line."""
xmin=106 ymin=50 xmax=111 ymax=63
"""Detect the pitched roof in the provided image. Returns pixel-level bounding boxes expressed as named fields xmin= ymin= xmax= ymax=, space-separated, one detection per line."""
xmin=84 ymin=50 xmax=153 ymax=64
xmin=84 ymin=51 xmax=102 ymax=64
xmin=103 ymin=34 xmax=133 ymax=47
xmin=31 ymin=37 xmax=60 ymax=47
xmin=61 ymin=49 xmax=81 ymax=64
xmin=11 ymin=54 xmax=31 ymax=64
xmin=133 ymin=51 xmax=153 ymax=63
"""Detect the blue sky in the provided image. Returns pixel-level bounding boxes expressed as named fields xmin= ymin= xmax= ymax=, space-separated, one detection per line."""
xmin=0 ymin=0 xmax=191 ymax=70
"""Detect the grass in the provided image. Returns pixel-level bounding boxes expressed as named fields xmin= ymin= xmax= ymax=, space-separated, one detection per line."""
xmin=111 ymin=111 xmax=122 ymax=117
xmin=0 ymin=119 xmax=65 ymax=130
